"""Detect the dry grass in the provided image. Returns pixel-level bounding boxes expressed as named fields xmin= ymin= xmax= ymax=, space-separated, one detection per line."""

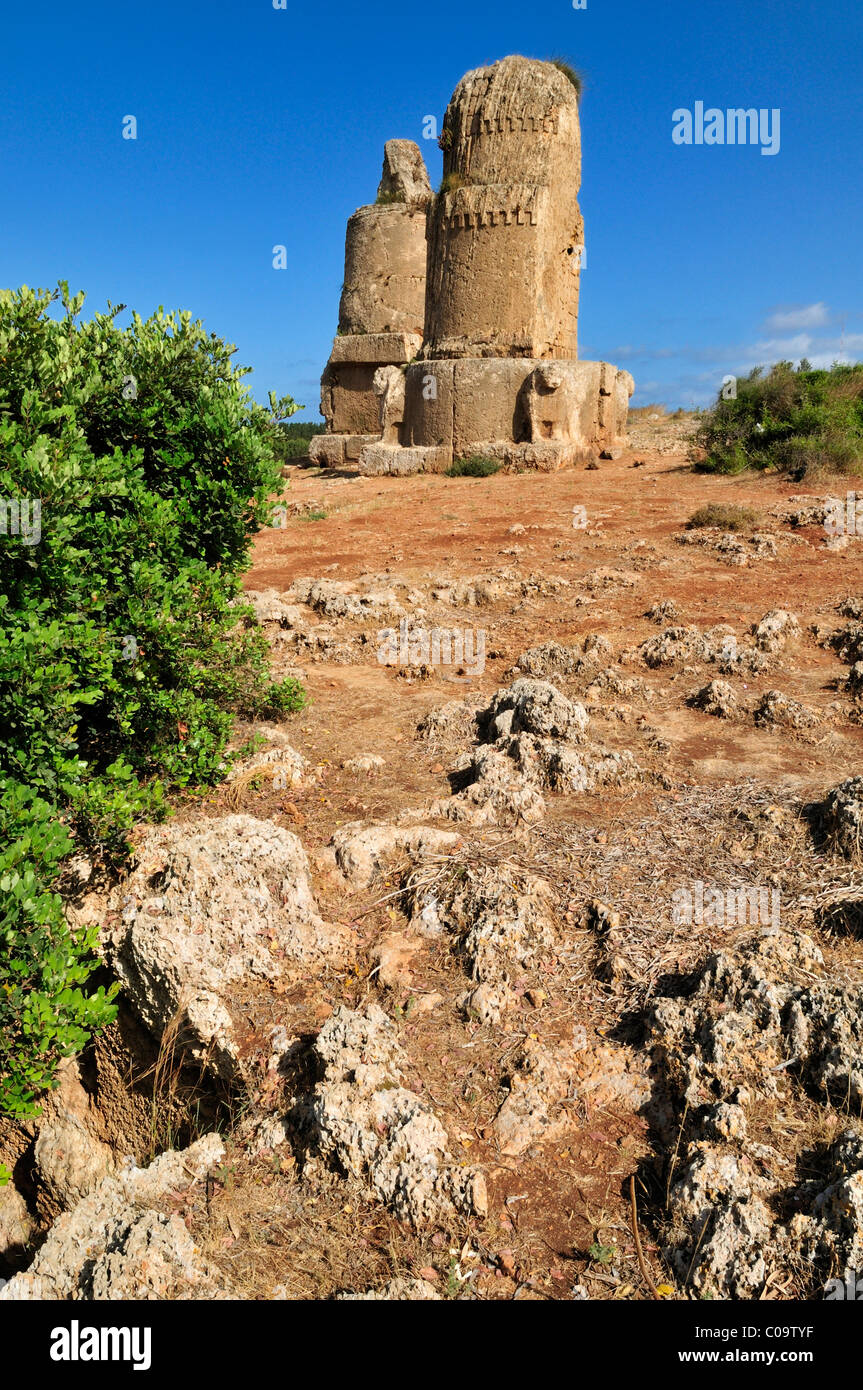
xmin=686 ymin=502 xmax=761 ymax=532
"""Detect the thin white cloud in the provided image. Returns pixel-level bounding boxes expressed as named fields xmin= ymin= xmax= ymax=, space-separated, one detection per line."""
xmin=764 ymin=302 xmax=829 ymax=332
xmin=806 ymin=352 xmax=852 ymax=369
xmin=750 ymin=333 xmax=813 ymax=357
xmin=741 ymin=331 xmax=863 ymax=369
xmin=628 ymin=326 xmax=863 ymax=410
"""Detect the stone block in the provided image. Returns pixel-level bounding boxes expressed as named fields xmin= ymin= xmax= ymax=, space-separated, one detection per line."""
xmin=329 ymin=332 xmax=422 ymax=365
xmin=339 ymin=205 xmax=429 ymax=338
xmin=358 ymin=444 xmax=450 ymax=476
xmin=377 ymin=140 xmax=433 ymax=208
xmin=309 ymin=434 xmax=345 ymax=468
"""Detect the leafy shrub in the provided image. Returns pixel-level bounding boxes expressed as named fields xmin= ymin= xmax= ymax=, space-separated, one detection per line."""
xmin=0 ymin=779 xmax=118 ymax=1116
xmin=446 ymin=456 xmax=502 ymax=477
xmin=0 ymin=282 xmax=307 ymax=1112
xmin=692 ymin=361 xmax=863 ymax=478
xmin=278 ymin=436 xmax=314 ymax=459
xmin=272 ymin=419 xmax=325 ymax=463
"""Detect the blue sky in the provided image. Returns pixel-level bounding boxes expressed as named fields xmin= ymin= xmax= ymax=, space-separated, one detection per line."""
xmin=2 ymin=0 xmax=861 ymax=414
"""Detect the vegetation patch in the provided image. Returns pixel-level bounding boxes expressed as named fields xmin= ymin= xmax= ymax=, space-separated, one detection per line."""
xmin=446 ymin=456 xmax=502 ymax=478
xmin=0 ymin=282 xmax=306 ymax=1115
xmin=693 ymin=361 xmax=863 ymax=478
xmin=438 ymin=172 xmax=465 ymax=197
xmin=274 ymin=419 xmax=325 ymax=462
xmin=686 ymin=503 xmax=760 ymax=532
xmin=548 ymin=58 xmax=584 ymax=99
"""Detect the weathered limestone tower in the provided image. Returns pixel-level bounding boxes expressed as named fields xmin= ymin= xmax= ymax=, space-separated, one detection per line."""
xmin=312 ymin=57 xmax=634 ymax=474
xmin=309 ymin=141 xmax=432 ymax=468
xmin=424 ymin=56 xmax=584 ymax=361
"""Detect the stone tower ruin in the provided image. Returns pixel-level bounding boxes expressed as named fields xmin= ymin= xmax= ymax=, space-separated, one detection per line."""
xmin=310 ymin=56 xmax=633 ymax=474
xmin=424 ymin=56 xmax=584 ymax=361
xmin=311 ymin=140 xmax=432 ymax=469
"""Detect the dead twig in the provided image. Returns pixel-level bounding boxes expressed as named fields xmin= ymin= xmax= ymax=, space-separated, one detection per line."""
xmin=629 ymin=1173 xmax=661 ymax=1301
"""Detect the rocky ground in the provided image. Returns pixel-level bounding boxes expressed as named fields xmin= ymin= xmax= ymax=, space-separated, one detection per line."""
xmin=3 ymin=412 xmax=863 ymax=1302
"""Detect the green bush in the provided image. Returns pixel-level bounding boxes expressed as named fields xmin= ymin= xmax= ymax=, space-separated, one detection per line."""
xmin=446 ymin=455 xmax=502 ymax=477
xmin=0 ymin=282 xmax=308 ymax=1113
xmin=0 ymin=779 xmax=118 ymax=1116
xmin=693 ymin=361 xmax=863 ymax=478
xmin=272 ymin=419 xmax=325 ymax=462
xmin=279 ymin=436 xmax=313 ymax=459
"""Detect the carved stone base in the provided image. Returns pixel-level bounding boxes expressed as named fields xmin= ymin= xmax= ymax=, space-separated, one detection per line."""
xmin=308 ymin=433 xmax=379 ymax=468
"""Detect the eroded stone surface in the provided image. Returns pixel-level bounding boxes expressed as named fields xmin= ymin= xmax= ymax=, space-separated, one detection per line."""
xmin=818 ymin=777 xmax=863 ymax=859
xmin=332 ymin=822 xmax=462 ymax=889
xmin=690 ymin=679 xmax=739 ymax=718
xmin=310 ymin=1005 xmax=486 ymax=1227
xmin=650 ymin=930 xmax=863 ymax=1296
xmin=0 ymin=1184 xmax=34 ymax=1263
xmin=407 ymin=865 xmax=556 ymax=1022
xmin=0 ymin=1136 xmax=230 ymax=1301
xmin=493 ymin=1032 xmax=649 ymax=1157
xmin=105 ymin=817 xmax=347 ymax=1078
xmin=753 ymin=609 xmax=801 ymax=653
xmin=428 ymin=678 xmax=639 ymax=825
xmin=753 ymin=689 xmax=819 ymax=731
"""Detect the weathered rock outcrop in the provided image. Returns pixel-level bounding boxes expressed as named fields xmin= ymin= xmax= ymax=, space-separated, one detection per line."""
xmin=406 ymin=865 xmax=557 ymax=1022
xmin=818 ymin=777 xmax=863 ymax=859
xmin=650 ymin=930 xmax=863 ymax=1297
xmin=32 ymin=1061 xmax=117 ymax=1219
xmin=428 ymin=677 xmax=639 ymax=824
xmin=493 ymin=1033 xmax=649 ymax=1158
xmin=0 ymin=1184 xmax=34 ymax=1267
xmin=0 ymin=1136 xmax=230 ymax=1300
xmin=310 ymin=1005 xmax=486 ymax=1227
xmin=332 ymin=821 xmax=461 ymax=890
xmin=690 ymin=678 xmax=739 ymax=718
xmin=105 ymin=816 xmax=348 ymax=1079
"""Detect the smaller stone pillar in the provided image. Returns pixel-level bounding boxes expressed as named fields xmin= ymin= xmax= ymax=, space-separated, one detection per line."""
xmin=310 ymin=142 xmax=432 ymax=468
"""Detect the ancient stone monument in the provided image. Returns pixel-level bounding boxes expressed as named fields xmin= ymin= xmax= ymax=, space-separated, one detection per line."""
xmin=310 ymin=57 xmax=634 ymax=474
xmin=311 ymin=140 xmax=432 ymax=468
